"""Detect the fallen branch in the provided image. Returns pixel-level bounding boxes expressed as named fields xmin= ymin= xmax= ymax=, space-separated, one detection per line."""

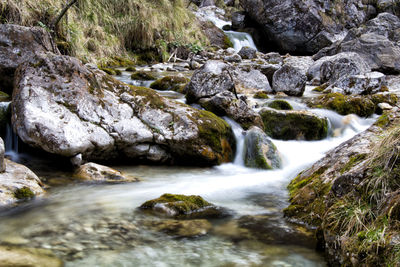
xmin=51 ymin=0 xmax=78 ymax=31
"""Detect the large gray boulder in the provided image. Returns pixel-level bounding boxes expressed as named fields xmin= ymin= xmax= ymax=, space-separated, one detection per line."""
xmin=12 ymin=53 xmax=236 ymax=166
xmin=0 ymin=138 xmax=5 ymax=173
xmin=0 ymin=24 xmax=58 ymax=93
xmin=244 ymin=126 xmax=281 ymax=169
xmin=233 ymin=68 xmax=272 ymax=94
xmin=315 ymin=13 xmax=400 ymax=74
xmin=272 ymin=65 xmax=306 ymax=96
xmin=240 ymin=0 xmax=369 ymax=54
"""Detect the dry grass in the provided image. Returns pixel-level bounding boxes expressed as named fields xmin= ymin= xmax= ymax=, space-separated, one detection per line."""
xmin=0 ymin=0 xmax=207 ymax=64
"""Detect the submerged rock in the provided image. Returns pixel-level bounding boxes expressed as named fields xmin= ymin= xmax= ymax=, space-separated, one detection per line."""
xmin=0 ymin=159 xmax=44 ymax=206
xmin=150 ymin=76 xmax=189 ymax=92
xmin=0 ymin=246 xmax=63 ymax=267
xmin=140 ymin=193 xmax=230 ymax=219
xmin=0 ymin=24 xmax=59 ymax=93
xmin=144 ymin=219 xmax=212 ymax=238
xmin=259 ymin=108 xmax=328 ymax=141
xmin=73 ymin=163 xmax=139 ymax=183
xmin=131 ymin=71 xmax=157 ymax=81
xmin=244 ymin=127 xmax=281 ymax=169
xmin=12 ymin=53 xmax=235 ymax=166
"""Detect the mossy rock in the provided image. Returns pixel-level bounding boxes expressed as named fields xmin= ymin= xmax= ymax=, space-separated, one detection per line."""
xmin=308 ymin=93 xmax=375 ymax=117
xmin=99 ymin=68 xmax=117 ymax=75
xmin=259 ymin=109 xmax=328 ymax=141
xmin=140 ymin=193 xmax=230 ymax=219
xmin=150 ymin=76 xmax=189 ymax=91
xmin=125 ymin=67 xmax=137 ymax=72
xmin=131 ymin=71 xmax=157 ymax=81
xmin=14 ymin=187 xmax=35 ymax=200
xmin=0 ymin=91 xmax=10 ymax=102
xmin=253 ymin=91 xmax=269 ymax=99
xmin=223 ymin=35 xmax=234 ymax=49
xmin=268 ymin=100 xmax=293 ymax=110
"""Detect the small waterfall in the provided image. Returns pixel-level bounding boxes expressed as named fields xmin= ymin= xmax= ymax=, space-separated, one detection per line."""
xmin=5 ymin=123 xmax=19 ymax=162
xmin=224 ymin=118 xmax=246 ymax=166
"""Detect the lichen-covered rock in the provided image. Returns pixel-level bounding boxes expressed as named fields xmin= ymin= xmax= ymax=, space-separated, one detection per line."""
xmin=244 ymin=127 xmax=281 ymax=169
xmin=238 ymin=46 xmax=257 ymax=59
xmin=199 ymin=91 xmax=264 ymax=130
xmin=150 ymin=76 xmax=189 ymax=92
xmin=140 ymin=193 xmax=230 ymax=219
xmin=223 ymin=54 xmax=242 ymax=63
xmin=233 ymin=68 xmax=272 ymax=95
xmin=0 ymin=24 xmax=59 ymax=93
xmin=12 ymin=53 xmax=235 ymax=166
xmin=307 ymin=93 xmax=376 ymax=117
xmin=259 ymin=108 xmax=328 ymax=140
xmin=272 ymin=65 xmax=307 ymax=97
xmin=144 ymin=219 xmax=212 ymax=238
xmin=240 ymin=0 xmax=369 ymax=54
xmin=73 ymin=163 xmax=139 ymax=183
xmin=284 ymin=108 xmax=400 ymax=266
xmin=283 ymin=56 xmax=314 ymax=76
xmin=0 ymin=246 xmax=63 ymax=267
xmin=0 ymin=138 xmax=5 ymax=173
xmin=267 ymin=100 xmax=293 ymax=110
xmin=329 ymin=71 xmax=387 ymax=95
xmin=186 ymin=61 xmax=234 ymax=103
xmin=315 ymin=13 xmax=400 ymax=74
xmin=0 ymin=159 xmax=45 ymax=206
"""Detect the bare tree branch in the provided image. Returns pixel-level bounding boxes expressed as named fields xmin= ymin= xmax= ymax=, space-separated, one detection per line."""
xmin=51 ymin=0 xmax=78 ymax=31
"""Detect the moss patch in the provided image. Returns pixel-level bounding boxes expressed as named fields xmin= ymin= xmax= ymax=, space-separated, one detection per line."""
xmin=131 ymin=71 xmax=157 ymax=81
xmin=150 ymin=76 xmax=189 ymax=91
xmin=129 ymin=85 xmax=165 ymax=109
xmin=14 ymin=187 xmax=35 ymax=200
xmin=0 ymin=91 xmax=10 ymax=101
xmin=340 ymin=154 xmax=367 ymax=174
xmin=268 ymin=100 xmax=293 ymax=110
xmin=253 ymin=92 xmax=269 ymax=99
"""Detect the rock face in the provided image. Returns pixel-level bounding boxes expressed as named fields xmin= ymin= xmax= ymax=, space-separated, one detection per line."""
xmin=199 ymin=21 xmax=233 ymax=49
xmin=244 ymin=127 xmax=281 ymax=169
xmin=315 ymin=13 xmax=400 ymax=74
xmin=259 ymin=108 xmax=328 ymax=140
xmin=12 ymin=53 xmax=235 ymax=166
xmin=0 ymin=24 xmax=59 ymax=93
xmin=284 ymin=109 xmax=400 ymax=266
xmin=73 ymin=163 xmax=139 ymax=183
xmin=0 ymin=138 xmax=5 ymax=172
xmin=0 ymin=159 xmax=45 ymax=206
xmin=140 ymin=194 xmax=230 ymax=219
xmin=272 ymin=65 xmax=307 ymax=96
xmin=240 ymin=0 xmax=369 ymax=54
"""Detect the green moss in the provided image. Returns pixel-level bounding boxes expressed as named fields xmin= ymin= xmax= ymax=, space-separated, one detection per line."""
xmin=125 ymin=67 xmax=137 ymax=72
xmin=340 ymin=154 xmax=367 ymax=174
xmin=309 ymin=93 xmax=375 ymax=117
xmin=253 ymin=92 xmax=269 ymax=99
xmin=370 ymin=93 xmax=398 ymax=106
xmin=99 ymin=67 xmax=116 ymax=75
xmin=150 ymin=76 xmax=189 ymax=91
xmin=268 ymin=100 xmax=293 ymax=110
xmin=0 ymin=91 xmax=10 ymax=101
xmin=131 ymin=71 xmax=157 ymax=81
xmin=260 ymin=109 xmax=328 ymax=141
xmin=14 ymin=187 xmax=35 ymax=200
xmin=129 ymin=85 xmax=165 ymax=108
xmin=223 ymin=35 xmax=233 ymax=49
xmin=312 ymin=84 xmax=328 ymax=92
xmin=376 ymin=114 xmax=390 ymax=128
xmin=140 ymin=193 xmax=212 ymax=215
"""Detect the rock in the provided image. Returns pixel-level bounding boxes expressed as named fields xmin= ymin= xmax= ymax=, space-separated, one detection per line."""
xmin=0 ymin=24 xmax=59 ymax=93
xmin=238 ymin=46 xmax=257 ymax=59
xmin=224 ymin=0 xmax=235 ymax=6
xmin=283 ymin=56 xmax=314 ymax=76
xmin=199 ymin=21 xmax=233 ymax=49
xmin=253 ymin=91 xmax=269 ymax=99
xmin=70 ymin=154 xmax=83 ymax=167
xmin=186 ymin=61 xmax=234 ymax=103
xmin=12 ymin=53 xmax=236 ymax=166
xmin=131 ymin=71 xmax=157 ymax=81
xmin=272 ymin=65 xmax=307 ymax=97
xmin=224 ymin=54 xmax=242 ymax=63
xmin=240 ymin=0 xmax=369 ymax=54
xmin=259 ymin=108 xmax=328 ymax=140
xmin=257 ymin=63 xmax=281 ymax=85
xmin=307 ymin=93 xmax=376 ymax=117
xmin=0 ymin=246 xmax=63 ymax=267
xmin=244 ymin=126 xmax=281 ymax=169
xmin=308 ymin=52 xmax=371 ymax=85
xmin=140 ymin=193 xmax=230 ymax=219
xmin=73 ymin=163 xmax=139 ymax=183
xmin=0 ymin=138 xmax=5 ymax=172
xmin=199 ymin=91 xmax=264 ymax=130
xmin=0 ymin=90 xmax=10 ymax=101
xmin=233 ymin=68 xmax=272 ymax=94
xmin=329 ymin=71 xmax=387 ymax=95
xmin=150 ymin=76 xmax=189 ymax=92
xmin=314 ymin=13 xmax=400 ymax=74
xmin=232 ymin=11 xmax=247 ymax=30
xmin=0 ymin=159 xmax=44 ymax=206
xmin=377 ymin=102 xmax=392 ymax=111
xmin=267 ymin=99 xmax=293 ymax=110
xmin=144 ymin=219 xmax=212 ymax=238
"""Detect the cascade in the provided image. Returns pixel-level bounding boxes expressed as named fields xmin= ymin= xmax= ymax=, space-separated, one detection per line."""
xmin=4 ymin=123 xmax=19 ymax=162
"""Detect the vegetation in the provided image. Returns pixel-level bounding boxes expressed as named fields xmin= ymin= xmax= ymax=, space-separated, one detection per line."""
xmin=14 ymin=187 xmax=35 ymax=200
xmin=0 ymin=0 xmax=208 ymax=64
xmin=268 ymin=100 xmax=293 ymax=110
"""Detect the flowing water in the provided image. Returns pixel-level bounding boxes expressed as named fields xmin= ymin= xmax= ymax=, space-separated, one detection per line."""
xmin=0 ymin=95 xmax=375 ymax=266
